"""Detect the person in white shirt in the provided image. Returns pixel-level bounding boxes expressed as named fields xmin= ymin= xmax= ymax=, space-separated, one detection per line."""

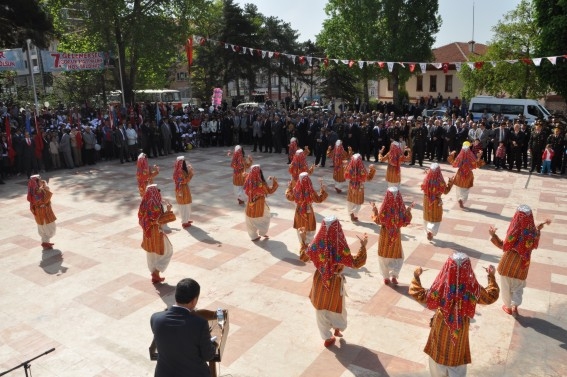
xmin=125 ymin=122 xmax=138 ymax=161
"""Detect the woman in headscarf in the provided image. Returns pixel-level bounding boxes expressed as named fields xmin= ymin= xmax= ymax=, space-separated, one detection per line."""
xmin=378 ymin=140 xmax=412 ymax=187
xmin=344 ymin=153 xmax=376 ymax=222
xmin=448 ymin=141 xmax=484 ymax=208
xmin=371 ymin=186 xmax=413 ymax=285
xmin=287 ymin=137 xmax=298 ymax=165
xmin=409 ymin=252 xmax=499 ymax=377
xmin=302 ymin=216 xmax=368 ymax=348
xmin=326 ymin=139 xmax=352 ymax=194
xmin=138 ymin=184 xmax=176 ymax=283
xmin=173 ymin=155 xmax=194 ymax=228
xmin=285 ymin=172 xmax=328 ymax=261
xmin=489 ymin=205 xmax=551 ymax=315
xmin=27 ymin=175 xmax=57 ymax=249
xmin=288 ymin=148 xmax=314 ymax=186
xmin=230 ymin=145 xmax=252 ymax=205
xmin=243 ymin=165 xmax=278 ymax=241
xmin=421 ymin=163 xmax=453 ymax=241
xmin=136 ymin=152 xmax=159 ymax=197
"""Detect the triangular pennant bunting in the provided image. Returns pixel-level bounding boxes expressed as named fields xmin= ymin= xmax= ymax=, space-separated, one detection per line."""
xmin=532 ymin=58 xmax=542 ymax=66
xmin=419 ymin=63 xmax=426 ymax=73
xmin=387 ymin=62 xmax=394 ymax=72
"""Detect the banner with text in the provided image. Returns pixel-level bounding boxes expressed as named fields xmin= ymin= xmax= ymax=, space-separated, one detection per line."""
xmin=0 ymin=49 xmax=26 ymax=71
xmin=41 ymin=51 xmax=107 ymax=72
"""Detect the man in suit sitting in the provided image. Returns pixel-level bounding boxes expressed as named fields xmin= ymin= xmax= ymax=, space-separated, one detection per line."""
xmin=151 ymin=278 xmax=217 ymax=377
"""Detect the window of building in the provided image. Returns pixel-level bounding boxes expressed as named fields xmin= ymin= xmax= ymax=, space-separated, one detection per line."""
xmin=416 ymin=75 xmax=423 ymax=92
xmin=445 ymin=75 xmax=453 ymax=92
xmin=176 ymin=72 xmax=188 ymax=81
xmin=429 ymin=75 xmax=437 ymax=92
xmin=387 ymin=77 xmax=393 ymax=91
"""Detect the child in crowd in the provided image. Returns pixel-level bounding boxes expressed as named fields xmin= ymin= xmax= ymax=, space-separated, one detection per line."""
xmin=541 ymin=144 xmax=554 ymax=175
xmin=472 ymin=138 xmax=483 ymax=158
xmin=495 ymin=141 xmax=506 ymax=170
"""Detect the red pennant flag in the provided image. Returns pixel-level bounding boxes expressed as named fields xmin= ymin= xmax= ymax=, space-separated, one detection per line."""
xmin=234 ymin=45 xmax=241 ymax=53
xmin=4 ymin=115 xmax=15 ymax=163
xmin=185 ymin=37 xmax=193 ymax=74
xmin=377 ymin=62 xmax=385 ymax=69
xmin=199 ymin=37 xmax=207 ymax=46
xmin=299 ymin=56 xmax=306 ymax=64
xmin=442 ymin=63 xmax=449 ymax=73
xmin=323 ymin=58 xmax=329 ymax=68
xmin=409 ymin=64 xmax=415 ymax=73
xmin=521 ymin=58 xmax=532 ymax=65
xmin=274 ymin=52 xmax=280 ymax=59
xmin=348 ymin=60 xmax=355 ymax=68
xmin=474 ymin=61 xmax=484 ymax=69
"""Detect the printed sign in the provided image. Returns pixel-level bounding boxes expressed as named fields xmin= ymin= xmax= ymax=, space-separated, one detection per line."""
xmin=41 ymin=51 xmax=107 ymax=72
xmin=0 ymin=49 xmax=25 ymax=71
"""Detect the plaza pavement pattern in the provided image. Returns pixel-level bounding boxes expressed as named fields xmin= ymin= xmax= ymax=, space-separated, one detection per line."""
xmin=0 ymin=146 xmax=566 ymax=377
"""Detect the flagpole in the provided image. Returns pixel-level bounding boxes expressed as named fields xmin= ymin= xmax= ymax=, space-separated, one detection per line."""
xmin=26 ymin=39 xmax=39 ymax=116
xmin=116 ymin=49 xmax=126 ymax=108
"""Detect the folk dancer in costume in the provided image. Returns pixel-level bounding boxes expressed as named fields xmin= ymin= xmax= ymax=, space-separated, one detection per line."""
xmin=137 ymin=152 xmax=159 ymax=197
xmin=138 ymin=184 xmax=176 ymax=284
xmin=230 ymin=145 xmax=252 ymax=205
xmin=289 ymin=148 xmax=314 ymax=186
xmin=285 ymin=172 xmax=329 ymax=261
xmin=173 ymin=156 xmax=194 ymax=229
xmin=489 ymin=205 xmax=551 ymax=316
xmin=326 ymin=139 xmax=352 ymax=194
xmin=302 ymin=216 xmax=368 ymax=348
xmin=243 ymin=165 xmax=279 ymax=242
xmin=27 ymin=175 xmax=57 ymax=250
xmin=447 ymin=141 xmax=484 ymax=209
xmin=288 ymin=137 xmax=298 ymax=164
xmin=344 ymin=153 xmax=376 ymax=222
xmin=371 ymin=186 xmax=413 ymax=285
xmin=421 ymin=163 xmax=454 ymax=241
xmin=378 ymin=141 xmax=411 ymax=187
xmin=409 ymin=252 xmax=499 ymax=377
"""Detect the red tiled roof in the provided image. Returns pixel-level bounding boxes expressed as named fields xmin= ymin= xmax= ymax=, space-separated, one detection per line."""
xmin=433 ymin=42 xmax=488 ymax=62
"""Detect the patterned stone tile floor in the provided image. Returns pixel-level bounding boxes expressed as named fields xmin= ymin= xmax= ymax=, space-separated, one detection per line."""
xmin=0 ymin=146 xmax=566 ymax=377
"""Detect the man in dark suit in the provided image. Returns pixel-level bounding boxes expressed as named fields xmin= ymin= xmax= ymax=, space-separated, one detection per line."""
xmin=150 ymin=278 xmax=217 ymax=377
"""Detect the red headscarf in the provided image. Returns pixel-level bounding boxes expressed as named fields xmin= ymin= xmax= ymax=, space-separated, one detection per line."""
xmin=378 ymin=187 xmax=410 ymax=243
xmin=138 ymin=184 xmax=162 ymax=238
xmin=503 ymin=205 xmax=539 ymax=264
xmin=307 ymin=216 xmax=354 ymax=289
xmin=136 ymin=153 xmax=149 ymax=185
xmin=293 ymin=172 xmax=316 ymax=216
xmin=451 ymin=144 xmax=476 ymax=178
xmin=288 ymin=138 xmax=298 ymax=159
xmin=388 ymin=141 xmax=403 ymax=167
xmin=421 ymin=163 xmax=447 ymax=205
xmin=289 ymin=149 xmax=308 ymax=181
xmin=426 ymin=252 xmax=481 ymax=341
xmin=344 ymin=154 xmax=367 ymax=189
xmin=333 ymin=140 xmax=346 ymax=174
xmin=243 ymin=165 xmax=266 ymax=202
xmin=173 ymin=156 xmax=189 ymax=191
xmin=231 ymin=145 xmax=244 ymax=173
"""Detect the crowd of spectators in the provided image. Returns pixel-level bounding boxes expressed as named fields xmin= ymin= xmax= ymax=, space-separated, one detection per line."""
xmin=1 ymin=98 xmax=565 ymax=185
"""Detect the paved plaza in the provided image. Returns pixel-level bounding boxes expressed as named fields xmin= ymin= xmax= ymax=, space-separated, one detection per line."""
xmin=0 ymin=146 xmax=566 ymax=377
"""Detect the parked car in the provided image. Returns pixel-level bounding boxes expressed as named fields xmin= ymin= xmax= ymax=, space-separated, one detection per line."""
xmin=303 ymin=105 xmax=328 ymax=113
xmin=422 ymin=108 xmax=448 ymax=119
xmin=235 ymin=102 xmax=264 ymax=111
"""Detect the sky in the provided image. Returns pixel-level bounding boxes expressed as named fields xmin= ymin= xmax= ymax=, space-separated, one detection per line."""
xmin=233 ymin=0 xmax=522 ymax=48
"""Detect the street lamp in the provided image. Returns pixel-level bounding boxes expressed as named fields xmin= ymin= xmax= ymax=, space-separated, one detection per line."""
xmin=25 ymin=39 xmax=40 ymax=115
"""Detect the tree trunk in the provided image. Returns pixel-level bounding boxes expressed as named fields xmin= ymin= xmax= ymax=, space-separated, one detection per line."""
xmin=392 ymin=65 xmax=400 ymax=111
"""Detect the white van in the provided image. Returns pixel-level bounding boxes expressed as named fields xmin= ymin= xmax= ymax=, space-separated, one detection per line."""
xmin=469 ymin=96 xmax=551 ymax=123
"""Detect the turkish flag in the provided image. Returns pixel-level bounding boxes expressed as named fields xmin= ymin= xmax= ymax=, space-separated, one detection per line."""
xmin=199 ymin=37 xmax=207 ymax=46
xmin=348 ymin=60 xmax=355 ymax=68
xmin=185 ymin=37 xmax=193 ymax=73
xmin=409 ymin=64 xmax=415 ymax=73
xmin=377 ymin=62 xmax=385 ymax=69
xmin=474 ymin=61 xmax=484 ymax=69
xmin=323 ymin=58 xmax=329 ymax=68
xmin=274 ymin=52 xmax=280 ymax=59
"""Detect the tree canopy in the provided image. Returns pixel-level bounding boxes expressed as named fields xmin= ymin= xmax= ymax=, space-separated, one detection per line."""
xmin=0 ymin=0 xmax=55 ymax=49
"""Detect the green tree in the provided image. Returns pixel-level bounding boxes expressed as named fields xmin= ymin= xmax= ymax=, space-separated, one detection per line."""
xmin=0 ymin=0 xmax=55 ymax=49
xmin=318 ymin=0 xmax=440 ymax=108
xmin=459 ymin=0 xmax=547 ymax=99
xmin=534 ymin=0 xmax=567 ymax=100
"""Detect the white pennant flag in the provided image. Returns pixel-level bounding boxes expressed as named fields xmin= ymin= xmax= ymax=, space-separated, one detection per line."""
xmin=358 ymin=61 xmax=365 ymax=69
xmin=467 ymin=62 xmax=474 ymax=69
xmin=505 ymin=60 xmax=517 ymax=64
xmin=262 ymin=50 xmax=267 ymax=59
xmin=455 ymin=62 xmax=462 ymax=72
xmin=387 ymin=62 xmax=394 ymax=72
xmin=242 ymin=47 xmax=248 ymax=54
xmin=341 ymin=59 xmax=349 ymax=65
xmin=547 ymin=56 xmax=557 ymax=65
xmin=419 ymin=63 xmax=427 ymax=73
xmin=307 ymin=57 xmax=313 ymax=66
xmin=532 ymin=58 xmax=542 ymax=67
xmin=398 ymin=62 xmax=405 ymax=68
xmin=333 ymin=59 xmax=339 ymax=64
xmin=432 ymin=63 xmax=442 ymax=69
xmin=225 ymin=43 xmax=229 ymax=49
xmin=491 ymin=61 xmax=497 ymax=67
xmin=268 ymin=51 xmax=274 ymax=58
